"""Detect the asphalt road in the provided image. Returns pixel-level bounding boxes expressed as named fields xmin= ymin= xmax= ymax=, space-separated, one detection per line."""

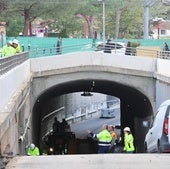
xmin=70 ymin=111 xmax=120 ymax=139
xmin=6 ymin=154 xmax=170 ymax=169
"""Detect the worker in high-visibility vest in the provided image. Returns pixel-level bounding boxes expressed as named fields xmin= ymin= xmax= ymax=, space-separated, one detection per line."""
xmin=123 ymin=127 xmax=135 ymax=153
xmin=27 ymin=143 xmax=40 ymax=156
xmin=108 ymin=125 xmax=118 ymax=153
xmin=88 ymin=124 xmax=112 ymax=153
xmin=1 ymin=41 xmax=16 ymax=57
xmin=12 ymin=39 xmax=22 ymax=53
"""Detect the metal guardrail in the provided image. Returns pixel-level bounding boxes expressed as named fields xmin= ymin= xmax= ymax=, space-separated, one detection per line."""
xmin=0 ymin=52 xmax=29 ymax=76
xmin=29 ymin=43 xmax=167 ymax=59
xmin=41 ymin=100 xmax=120 ymax=140
xmin=95 ymin=44 xmax=162 ymax=58
xmin=29 ymin=43 xmax=95 ymax=58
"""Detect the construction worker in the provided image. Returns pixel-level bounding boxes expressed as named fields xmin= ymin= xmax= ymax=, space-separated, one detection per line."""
xmin=27 ymin=143 xmax=40 ymax=156
xmin=123 ymin=127 xmax=135 ymax=153
xmin=88 ymin=124 xmax=112 ymax=153
xmin=12 ymin=39 xmax=22 ymax=53
xmin=108 ymin=125 xmax=117 ymax=141
xmin=1 ymin=40 xmax=16 ymax=57
xmin=108 ymin=125 xmax=118 ymax=153
xmin=52 ymin=117 xmax=61 ymax=134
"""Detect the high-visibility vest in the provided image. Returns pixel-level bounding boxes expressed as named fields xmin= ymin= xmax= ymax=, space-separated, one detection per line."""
xmin=1 ymin=45 xmax=16 ymax=57
xmin=124 ymin=133 xmax=135 ymax=152
xmin=15 ymin=45 xmax=22 ymax=53
xmin=96 ymin=129 xmax=112 ymax=146
xmin=27 ymin=147 xmax=40 ymax=156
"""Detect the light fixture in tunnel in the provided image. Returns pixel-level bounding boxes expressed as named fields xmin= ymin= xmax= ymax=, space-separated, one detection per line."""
xmin=81 ymin=91 xmax=93 ymax=96
xmin=81 ymin=81 xmax=95 ymax=96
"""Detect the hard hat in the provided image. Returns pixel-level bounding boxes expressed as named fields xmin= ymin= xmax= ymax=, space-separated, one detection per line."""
xmin=124 ymin=127 xmax=131 ymax=132
xmin=30 ymin=143 xmax=35 ymax=150
xmin=13 ymin=39 xmax=19 ymax=45
xmin=7 ymin=40 xmax=12 ymax=45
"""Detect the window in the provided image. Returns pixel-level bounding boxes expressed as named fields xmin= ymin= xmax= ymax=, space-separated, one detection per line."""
xmin=161 ymin=30 xmax=166 ymax=35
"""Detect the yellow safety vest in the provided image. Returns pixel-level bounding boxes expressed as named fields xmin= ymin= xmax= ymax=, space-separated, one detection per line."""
xmin=27 ymin=147 xmax=40 ymax=156
xmin=97 ymin=129 xmax=112 ymax=146
xmin=1 ymin=45 xmax=16 ymax=57
xmin=124 ymin=133 xmax=135 ymax=152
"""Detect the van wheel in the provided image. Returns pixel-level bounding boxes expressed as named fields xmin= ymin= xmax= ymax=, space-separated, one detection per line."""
xmin=144 ymin=143 xmax=148 ymax=153
xmin=157 ymin=141 xmax=162 ymax=153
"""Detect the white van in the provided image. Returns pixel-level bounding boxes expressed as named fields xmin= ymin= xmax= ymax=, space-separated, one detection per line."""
xmin=100 ymin=108 xmax=115 ymax=118
xmin=100 ymin=103 xmax=120 ymax=118
xmin=95 ymin=41 xmax=126 ymax=54
xmin=144 ymin=100 xmax=170 ymax=153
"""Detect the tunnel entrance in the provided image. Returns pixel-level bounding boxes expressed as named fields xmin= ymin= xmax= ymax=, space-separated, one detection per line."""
xmin=32 ymin=79 xmax=153 ymax=154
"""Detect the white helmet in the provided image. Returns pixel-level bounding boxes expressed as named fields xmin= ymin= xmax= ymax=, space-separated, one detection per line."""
xmin=124 ymin=127 xmax=131 ymax=132
xmin=13 ymin=39 xmax=19 ymax=45
xmin=30 ymin=143 xmax=35 ymax=150
xmin=7 ymin=40 xmax=13 ymax=45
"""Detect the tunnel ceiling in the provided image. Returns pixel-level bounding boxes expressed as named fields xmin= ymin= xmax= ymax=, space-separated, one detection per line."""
xmin=36 ymin=79 xmax=152 ymax=118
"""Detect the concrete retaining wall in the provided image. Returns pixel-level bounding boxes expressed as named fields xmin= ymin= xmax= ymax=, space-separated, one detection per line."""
xmin=0 ymin=60 xmax=31 ymax=112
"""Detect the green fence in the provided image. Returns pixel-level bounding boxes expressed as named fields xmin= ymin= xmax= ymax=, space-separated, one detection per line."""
xmin=122 ymin=39 xmax=170 ymax=48
xmin=5 ymin=37 xmax=170 ymax=57
xmin=6 ymin=37 xmax=97 ymax=57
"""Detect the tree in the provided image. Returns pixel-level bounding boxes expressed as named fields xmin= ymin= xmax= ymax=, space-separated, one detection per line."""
xmin=22 ymin=2 xmax=37 ymax=36
xmin=0 ymin=0 xmax=7 ymax=12
xmin=1 ymin=0 xmax=85 ymax=37
xmin=1 ymin=0 xmax=170 ymax=38
xmin=75 ymin=1 xmax=99 ymax=38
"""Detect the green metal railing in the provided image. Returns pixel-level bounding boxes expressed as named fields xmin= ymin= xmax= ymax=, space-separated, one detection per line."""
xmin=29 ymin=43 xmax=95 ymax=58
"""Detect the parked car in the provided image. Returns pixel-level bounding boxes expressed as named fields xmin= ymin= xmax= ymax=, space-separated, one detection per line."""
xmin=95 ymin=41 xmax=126 ymax=54
xmin=144 ymin=100 xmax=170 ymax=153
xmin=100 ymin=107 xmax=115 ymax=118
xmin=100 ymin=102 xmax=120 ymax=118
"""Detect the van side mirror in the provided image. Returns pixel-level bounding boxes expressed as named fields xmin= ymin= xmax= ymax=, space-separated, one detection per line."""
xmin=143 ymin=120 xmax=153 ymax=128
xmin=142 ymin=121 xmax=150 ymax=128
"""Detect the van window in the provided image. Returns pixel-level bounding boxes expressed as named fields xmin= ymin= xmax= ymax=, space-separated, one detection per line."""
xmin=151 ymin=111 xmax=159 ymax=127
xmin=152 ymin=105 xmax=167 ymax=127
xmin=165 ymin=105 xmax=170 ymax=117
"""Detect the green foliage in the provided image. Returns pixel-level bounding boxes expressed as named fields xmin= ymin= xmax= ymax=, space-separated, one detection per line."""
xmin=6 ymin=19 xmax=24 ymax=37
xmin=1 ymin=0 xmax=170 ymax=38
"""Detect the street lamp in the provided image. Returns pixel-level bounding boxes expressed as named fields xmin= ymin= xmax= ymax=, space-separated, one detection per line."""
xmin=143 ymin=0 xmax=159 ymax=39
xmin=98 ymin=0 xmax=105 ymax=43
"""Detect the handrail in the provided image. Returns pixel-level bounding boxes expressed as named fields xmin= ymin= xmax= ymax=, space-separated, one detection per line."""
xmin=41 ymin=106 xmax=65 ymax=123
xmin=0 ymin=52 xmax=29 ymax=76
xmin=41 ymin=100 xmax=120 ymax=140
xmin=29 ymin=42 xmax=95 ymax=58
xmin=96 ymin=44 xmax=162 ymax=58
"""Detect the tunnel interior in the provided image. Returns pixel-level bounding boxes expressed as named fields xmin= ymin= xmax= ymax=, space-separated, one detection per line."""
xmin=32 ymin=79 xmax=153 ymax=153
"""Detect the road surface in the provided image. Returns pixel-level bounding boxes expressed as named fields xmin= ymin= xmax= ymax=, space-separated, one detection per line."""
xmin=71 ymin=111 xmax=120 ymax=139
xmin=6 ymin=154 xmax=170 ymax=169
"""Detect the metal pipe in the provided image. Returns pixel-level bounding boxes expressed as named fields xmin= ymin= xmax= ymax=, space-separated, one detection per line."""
xmin=102 ymin=0 xmax=105 ymax=43
xmin=144 ymin=5 xmax=149 ymax=39
xmin=98 ymin=0 xmax=105 ymax=43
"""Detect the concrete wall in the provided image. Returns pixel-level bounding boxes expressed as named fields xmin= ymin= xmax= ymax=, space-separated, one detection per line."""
xmin=156 ymin=58 xmax=170 ymax=109
xmin=30 ymin=52 xmax=156 ymax=75
xmin=0 ymin=60 xmax=32 ymax=156
xmin=30 ymin=52 xmax=157 ymax=115
xmin=0 ymin=60 xmax=31 ymax=112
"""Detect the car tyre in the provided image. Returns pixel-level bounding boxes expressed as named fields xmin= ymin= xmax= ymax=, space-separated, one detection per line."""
xmin=144 ymin=142 xmax=148 ymax=153
xmin=157 ymin=141 xmax=162 ymax=153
